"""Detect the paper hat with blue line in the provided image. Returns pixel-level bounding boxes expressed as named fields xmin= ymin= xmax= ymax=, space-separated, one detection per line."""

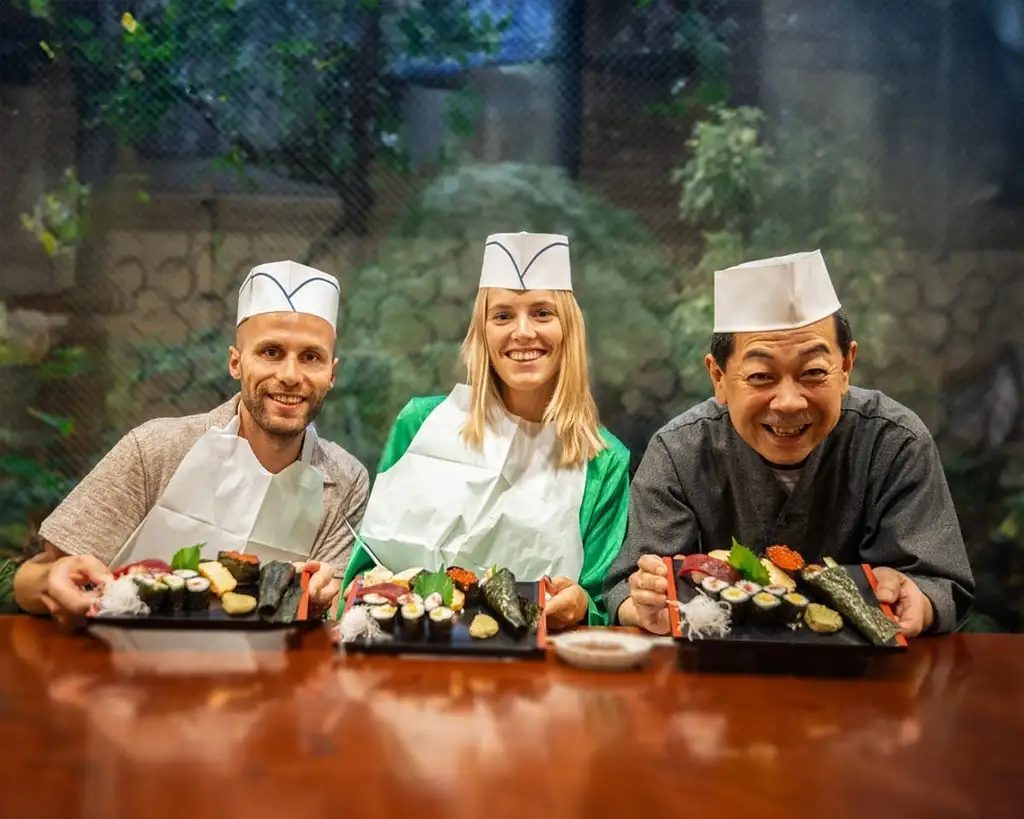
xmin=236 ymin=260 xmax=341 ymax=330
xmin=479 ymin=232 xmax=573 ymax=291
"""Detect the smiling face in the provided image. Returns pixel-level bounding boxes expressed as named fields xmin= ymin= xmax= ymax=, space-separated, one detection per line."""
xmin=229 ymin=311 xmax=338 ymax=440
xmin=706 ymin=316 xmax=857 ymax=465
xmin=483 ymin=289 xmax=564 ymax=412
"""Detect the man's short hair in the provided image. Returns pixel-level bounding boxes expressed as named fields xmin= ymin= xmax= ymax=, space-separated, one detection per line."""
xmin=709 ymin=308 xmax=853 ymax=371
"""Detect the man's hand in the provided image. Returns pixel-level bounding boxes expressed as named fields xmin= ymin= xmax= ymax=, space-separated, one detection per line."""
xmin=44 ymin=554 xmax=114 ymax=630
xmin=294 ymin=561 xmax=340 ymax=618
xmin=544 ymin=575 xmax=588 ymax=631
xmin=872 ymin=567 xmax=934 ymax=638
xmin=619 ymin=554 xmax=671 ymax=635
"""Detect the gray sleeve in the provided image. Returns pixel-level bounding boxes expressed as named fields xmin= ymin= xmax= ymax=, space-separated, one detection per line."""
xmin=603 ymin=433 xmax=702 ymax=623
xmin=37 ymin=430 xmax=151 ymax=564
xmin=313 ymin=464 xmax=370 ymax=577
xmin=862 ymin=434 xmax=975 ymax=634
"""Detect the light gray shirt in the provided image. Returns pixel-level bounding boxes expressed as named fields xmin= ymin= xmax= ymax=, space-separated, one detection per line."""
xmin=604 ymin=386 xmax=975 ymax=634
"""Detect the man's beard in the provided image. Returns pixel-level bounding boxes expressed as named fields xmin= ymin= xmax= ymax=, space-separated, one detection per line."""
xmin=240 ymin=384 xmax=326 ymax=440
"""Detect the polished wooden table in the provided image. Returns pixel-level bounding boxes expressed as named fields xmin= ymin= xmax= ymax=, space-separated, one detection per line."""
xmin=2 ymin=616 xmax=1022 ymax=819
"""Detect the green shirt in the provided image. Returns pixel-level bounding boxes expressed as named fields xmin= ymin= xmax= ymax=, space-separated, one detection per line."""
xmin=0 ymin=556 xmax=23 ymax=614
xmin=340 ymin=396 xmax=631 ymax=625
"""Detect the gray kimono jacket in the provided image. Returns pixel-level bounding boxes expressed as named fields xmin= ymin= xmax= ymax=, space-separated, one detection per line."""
xmin=604 ymin=386 xmax=975 ymax=634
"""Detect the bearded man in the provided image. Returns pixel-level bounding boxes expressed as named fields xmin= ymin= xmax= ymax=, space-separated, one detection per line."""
xmin=14 ymin=261 xmax=369 ymax=625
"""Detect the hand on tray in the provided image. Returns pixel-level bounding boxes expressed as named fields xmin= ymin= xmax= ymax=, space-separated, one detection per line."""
xmin=872 ymin=567 xmax=934 ymax=637
xmin=294 ymin=560 xmax=339 ymax=618
xmin=44 ymin=554 xmax=114 ymax=630
xmin=544 ymin=575 xmax=588 ymax=631
xmin=624 ymin=555 xmax=671 ymax=635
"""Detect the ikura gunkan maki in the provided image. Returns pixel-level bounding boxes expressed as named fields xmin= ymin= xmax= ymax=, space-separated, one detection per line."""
xmin=217 ymin=550 xmax=259 ymax=584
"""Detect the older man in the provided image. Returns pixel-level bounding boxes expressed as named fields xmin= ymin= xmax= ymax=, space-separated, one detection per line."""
xmin=14 ymin=260 xmax=369 ymax=625
xmin=605 ymin=250 xmax=974 ymax=638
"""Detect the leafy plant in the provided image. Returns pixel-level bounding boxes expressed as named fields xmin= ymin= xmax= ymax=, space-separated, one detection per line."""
xmin=19 ymin=167 xmax=90 ymax=258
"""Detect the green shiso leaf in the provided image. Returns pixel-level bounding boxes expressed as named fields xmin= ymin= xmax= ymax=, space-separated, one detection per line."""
xmin=412 ymin=567 xmax=454 ymax=606
xmin=728 ymin=538 xmax=771 ymax=585
xmin=170 ymin=543 xmax=203 ymax=571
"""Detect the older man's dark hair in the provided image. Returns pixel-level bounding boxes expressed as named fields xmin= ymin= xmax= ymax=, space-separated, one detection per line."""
xmin=709 ymin=309 xmax=853 ymax=371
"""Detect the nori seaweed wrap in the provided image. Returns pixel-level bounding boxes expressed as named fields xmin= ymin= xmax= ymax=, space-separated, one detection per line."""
xmin=185 ymin=577 xmax=212 ymax=610
xmin=163 ymin=575 xmax=186 ymax=612
xmin=517 ymin=593 xmax=543 ymax=634
xmin=803 ymin=566 xmax=901 ymax=646
xmin=217 ymin=550 xmax=260 ymax=584
xmin=258 ymin=561 xmax=296 ymax=616
xmin=265 ymin=574 xmax=303 ymax=623
xmin=482 ymin=568 xmax=526 ymax=636
xmin=133 ymin=577 xmax=167 ymax=613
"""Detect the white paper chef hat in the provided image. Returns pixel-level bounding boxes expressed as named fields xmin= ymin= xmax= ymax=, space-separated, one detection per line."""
xmin=713 ymin=250 xmax=841 ymax=333
xmin=236 ymin=260 xmax=341 ymax=330
xmin=478 ymin=232 xmax=572 ymax=291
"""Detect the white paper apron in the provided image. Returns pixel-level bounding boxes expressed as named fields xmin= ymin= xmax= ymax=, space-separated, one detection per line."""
xmin=111 ymin=415 xmax=324 ymax=568
xmin=358 ymin=384 xmax=586 ymax=580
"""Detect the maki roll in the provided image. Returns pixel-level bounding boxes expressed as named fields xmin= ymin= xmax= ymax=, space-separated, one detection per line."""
xmin=781 ymin=592 xmax=811 ymax=624
xmin=163 ymin=574 xmax=186 ymax=612
xmin=700 ymin=577 xmax=729 ymax=600
xmin=369 ymin=604 xmax=398 ymax=633
xmin=258 ymin=561 xmax=296 ymax=616
xmin=361 ymin=593 xmax=391 ymax=606
xmin=173 ymin=569 xmax=199 ymax=582
xmin=750 ymin=591 xmax=782 ymax=626
xmin=763 ymin=584 xmax=790 ymax=599
xmin=718 ymin=586 xmax=751 ymax=624
xmin=734 ymin=580 xmax=763 ymax=598
xmin=423 ymin=592 xmax=444 ymax=612
xmin=217 ymin=550 xmax=260 ymax=585
xmin=400 ymin=601 xmax=425 ymax=640
xmin=482 ymin=567 xmax=526 ymax=636
xmin=185 ymin=577 xmax=212 ymax=610
xmin=133 ymin=576 xmax=168 ymax=613
xmin=428 ymin=606 xmax=454 ymax=641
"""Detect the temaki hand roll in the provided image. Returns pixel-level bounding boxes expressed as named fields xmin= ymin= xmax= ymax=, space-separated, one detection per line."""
xmin=482 ymin=567 xmax=526 ymax=636
xmin=258 ymin=561 xmax=296 ymax=616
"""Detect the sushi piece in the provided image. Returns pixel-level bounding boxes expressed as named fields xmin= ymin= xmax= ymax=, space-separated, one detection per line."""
xmin=258 ymin=560 xmax=296 ymax=615
xmin=369 ymin=604 xmax=398 ymax=633
xmin=392 ymin=567 xmax=424 ymax=585
xmin=451 ymin=589 xmax=466 ymax=612
xmin=734 ymin=580 xmax=763 ymax=597
xmin=162 ymin=574 xmax=186 ymax=612
xmin=133 ymin=576 xmax=168 ymax=613
xmin=678 ymin=553 xmax=741 ymax=585
xmin=469 ymin=613 xmax=499 ymax=639
xmin=221 ymin=592 xmax=257 ymax=616
xmin=761 ymin=559 xmax=797 ymax=593
xmin=765 ymin=544 xmax=805 ymax=573
xmin=173 ymin=569 xmax=199 ymax=581
xmin=428 ymin=606 xmax=455 ymax=641
xmin=803 ymin=566 xmax=900 ymax=645
xmin=517 ymin=594 xmax=543 ymax=634
xmin=781 ymin=592 xmax=811 ymax=624
xmin=805 ymin=603 xmax=843 ymax=634
xmin=400 ymin=601 xmax=425 ymax=640
xmin=751 ymin=591 xmax=782 ymax=626
xmin=700 ymin=576 xmax=729 ymax=600
xmin=446 ymin=567 xmax=480 ymax=603
xmin=718 ymin=586 xmax=751 ymax=624
xmin=482 ymin=567 xmax=527 ymax=636
xmin=362 ymin=566 xmax=395 ymax=587
xmin=217 ymin=551 xmax=260 ymax=584
xmin=266 ymin=575 xmax=304 ymax=624
xmin=763 ymin=584 xmax=790 ymax=599
xmin=423 ymin=592 xmax=444 ymax=612
xmin=185 ymin=577 xmax=212 ymax=610
xmin=197 ymin=561 xmax=237 ymax=596
xmin=360 ymin=593 xmax=391 ymax=606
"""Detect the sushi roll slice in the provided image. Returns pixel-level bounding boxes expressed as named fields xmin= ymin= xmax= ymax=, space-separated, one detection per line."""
xmin=781 ymin=592 xmax=811 ymax=624
xmin=718 ymin=586 xmax=751 ymax=624
xmin=428 ymin=606 xmax=454 ymax=641
xmin=369 ymin=604 xmax=398 ymax=633
xmin=734 ymin=580 xmax=763 ymax=598
xmin=751 ymin=591 xmax=782 ymax=626
xmin=400 ymin=601 xmax=425 ymax=640
xmin=173 ymin=569 xmax=199 ymax=581
xmin=185 ymin=577 xmax=212 ymax=610
xmin=700 ymin=576 xmax=729 ymax=600
xmin=133 ymin=576 xmax=167 ymax=613
xmin=361 ymin=592 xmax=390 ymax=606
xmin=764 ymin=584 xmax=790 ymax=599
xmin=163 ymin=574 xmax=186 ymax=612
xmin=423 ymin=592 xmax=444 ymax=612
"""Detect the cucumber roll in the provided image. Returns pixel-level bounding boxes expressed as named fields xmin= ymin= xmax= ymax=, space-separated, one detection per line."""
xmin=185 ymin=577 xmax=212 ymax=610
xmin=173 ymin=569 xmax=199 ymax=582
xmin=718 ymin=586 xmax=751 ymax=624
xmin=400 ymin=601 xmax=425 ymax=640
xmin=700 ymin=577 xmax=729 ymax=600
xmin=751 ymin=591 xmax=782 ymax=626
xmin=163 ymin=575 xmax=186 ymax=612
xmin=763 ymin=584 xmax=790 ymax=599
xmin=734 ymin=581 xmax=763 ymax=598
xmin=133 ymin=577 xmax=167 ymax=613
xmin=428 ymin=606 xmax=454 ymax=642
xmin=369 ymin=605 xmax=397 ymax=633
xmin=781 ymin=592 xmax=811 ymax=624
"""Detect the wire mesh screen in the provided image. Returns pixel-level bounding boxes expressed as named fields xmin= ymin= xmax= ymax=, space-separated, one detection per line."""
xmin=2 ymin=0 xmax=1024 ymax=631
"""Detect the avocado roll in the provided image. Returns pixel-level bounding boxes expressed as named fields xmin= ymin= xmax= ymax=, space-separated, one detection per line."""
xmin=369 ymin=604 xmax=397 ymax=633
xmin=781 ymin=592 xmax=811 ymax=624
xmin=734 ymin=580 xmax=763 ymax=597
xmin=719 ymin=586 xmax=750 ymax=624
xmin=185 ymin=577 xmax=212 ymax=610
xmin=400 ymin=601 xmax=425 ymax=640
xmin=163 ymin=574 xmax=186 ymax=612
xmin=428 ymin=606 xmax=454 ymax=641
xmin=133 ymin=576 xmax=167 ymax=613
xmin=700 ymin=577 xmax=729 ymax=600
xmin=217 ymin=550 xmax=260 ymax=584
xmin=751 ymin=591 xmax=782 ymax=626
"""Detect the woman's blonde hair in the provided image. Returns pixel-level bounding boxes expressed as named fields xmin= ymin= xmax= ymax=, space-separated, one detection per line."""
xmin=459 ymin=288 xmax=607 ymax=468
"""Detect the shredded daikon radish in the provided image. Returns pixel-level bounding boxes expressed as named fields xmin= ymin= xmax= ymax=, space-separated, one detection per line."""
xmin=91 ymin=576 xmax=150 ymax=618
xmin=673 ymin=595 xmax=732 ymax=640
xmin=337 ymin=606 xmax=386 ymax=644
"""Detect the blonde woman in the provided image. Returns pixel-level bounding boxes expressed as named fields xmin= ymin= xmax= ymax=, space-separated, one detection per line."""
xmin=340 ymin=232 xmax=630 ymax=628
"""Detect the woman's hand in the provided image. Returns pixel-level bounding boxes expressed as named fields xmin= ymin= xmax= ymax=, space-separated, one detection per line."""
xmin=544 ymin=575 xmax=588 ymax=631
